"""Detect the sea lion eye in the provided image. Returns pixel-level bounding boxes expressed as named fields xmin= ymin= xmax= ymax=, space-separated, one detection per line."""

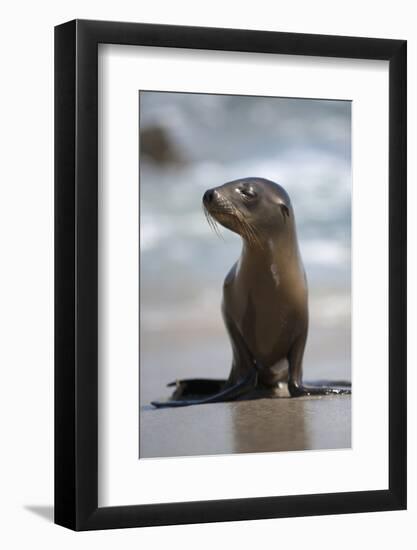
xmin=238 ymin=187 xmax=257 ymax=199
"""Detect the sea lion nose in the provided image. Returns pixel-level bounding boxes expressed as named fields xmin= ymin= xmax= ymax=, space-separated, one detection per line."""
xmin=203 ymin=189 xmax=215 ymax=203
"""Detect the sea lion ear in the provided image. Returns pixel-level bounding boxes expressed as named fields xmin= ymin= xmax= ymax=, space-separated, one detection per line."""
xmin=279 ymin=203 xmax=290 ymax=221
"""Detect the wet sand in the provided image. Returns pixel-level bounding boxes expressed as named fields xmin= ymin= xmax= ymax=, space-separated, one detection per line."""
xmin=140 ymin=395 xmax=351 ymax=458
xmin=140 ymin=317 xmax=351 ymax=458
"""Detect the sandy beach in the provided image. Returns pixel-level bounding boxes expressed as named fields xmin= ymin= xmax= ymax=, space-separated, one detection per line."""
xmin=140 ymin=317 xmax=351 ymax=458
xmin=140 ymin=395 xmax=351 ymax=459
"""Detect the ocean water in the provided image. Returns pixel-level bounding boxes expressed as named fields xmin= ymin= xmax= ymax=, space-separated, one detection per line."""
xmin=139 ymin=92 xmax=351 ymax=403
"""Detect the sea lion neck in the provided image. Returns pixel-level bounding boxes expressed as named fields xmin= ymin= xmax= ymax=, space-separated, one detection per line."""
xmin=241 ymin=227 xmax=301 ymax=264
xmin=239 ymin=232 xmax=305 ymax=293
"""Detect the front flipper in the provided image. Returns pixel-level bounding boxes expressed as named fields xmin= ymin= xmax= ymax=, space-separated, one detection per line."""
xmin=151 ymin=368 xmax=257 ymax=408
xmin=151 ymin=309 xmax=259 ymax=408
xmin=288 ymin=332 xmax=351 ymax=398
xmin=167 ymin=378 xmax=226 ymax=399
xmin=288 ymin=381 xmax=351 ymax=397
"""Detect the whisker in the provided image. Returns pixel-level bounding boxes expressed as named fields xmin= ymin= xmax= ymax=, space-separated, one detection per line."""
xmin=203 ymin=196 xmax=265 ymax=249
xmin=203 ymin=204 xmax=224 ymax=240
xmin=240 ymin=208 xmax=263 ymax=247
xmin=232 ymin=205 xmax=263 ymax=249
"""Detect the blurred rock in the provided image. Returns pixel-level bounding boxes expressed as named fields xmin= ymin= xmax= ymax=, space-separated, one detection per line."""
xmin=140 ymin=124 xmax=186 ymax=166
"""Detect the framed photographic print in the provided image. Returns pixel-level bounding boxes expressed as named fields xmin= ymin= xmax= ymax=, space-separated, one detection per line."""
xmin=55 ymin=19 xmax=406 ymax=530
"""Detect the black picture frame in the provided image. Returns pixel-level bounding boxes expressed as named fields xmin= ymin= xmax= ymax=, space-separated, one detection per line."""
xmin=55 ymin=19 xmax=407 ymax=531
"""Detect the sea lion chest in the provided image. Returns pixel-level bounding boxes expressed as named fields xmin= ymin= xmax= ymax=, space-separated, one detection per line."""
xmin=222 ymin=251 xmax=307 ymax=366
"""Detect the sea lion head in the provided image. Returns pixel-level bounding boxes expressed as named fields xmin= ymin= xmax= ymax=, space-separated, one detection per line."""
xmin=203 ymin=177 xmax=293 ymax=245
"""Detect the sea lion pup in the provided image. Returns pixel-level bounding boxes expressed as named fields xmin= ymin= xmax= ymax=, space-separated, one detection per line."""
xmin=151 ymin=177 xmax=351 ymax=408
